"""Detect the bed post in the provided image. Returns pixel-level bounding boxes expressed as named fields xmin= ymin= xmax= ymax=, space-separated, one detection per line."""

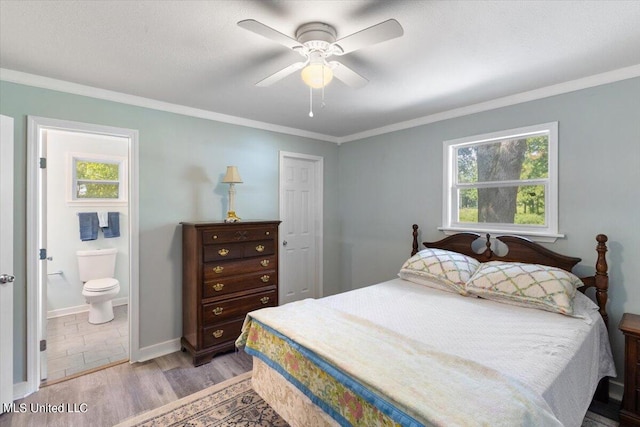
xmin=593 ymin=234 xmax=610 ymax=404
xmin=412 ymin=224 xmax=419 ymax=256
xmin=595 ymin=234 xmax=609 ymax=329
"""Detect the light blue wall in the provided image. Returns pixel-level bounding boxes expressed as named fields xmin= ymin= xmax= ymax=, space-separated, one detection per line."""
xmin=3 ymin=76 xmax=639 ymax=389
xmin=0 ymin=81 xmax=341 ymax=382
xmin=338 ymin=76 xmax=640 ymax=385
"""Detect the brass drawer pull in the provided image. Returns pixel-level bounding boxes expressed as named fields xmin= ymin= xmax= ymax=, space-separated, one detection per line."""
xmin=260 ymin=275 xmax=270 ymax=283
xmin=212 ymin=329 xmax=224 ymax=338
xmin=213 ymin=266 xmax=224 ymax=274
xmin=212 ymin=283 xmax=224 ymax=292
xmin=218 ymin=248 xmax=229 ymax=256
xmin=212 ymin=307 xmax=223 ymax=316
xmin=260 ymin=296 xmax=270 ymax=304
xmin=212 ymin=235 xmax=218 ymax=240
xmin=260 ymin=259 xmax=270 ymax=267
xmin=265 ymin=231 xmax=270 ymax=236
xmin=255 ymin=245 xmax=265 ymax=252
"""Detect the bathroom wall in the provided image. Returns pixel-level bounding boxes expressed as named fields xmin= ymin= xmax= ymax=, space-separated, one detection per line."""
xmin=45 ymin=129 xmax=130 ymax=316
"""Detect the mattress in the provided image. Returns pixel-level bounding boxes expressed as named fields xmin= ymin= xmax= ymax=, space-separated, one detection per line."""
xmin=240 ymin=278 xmax=616 ymax=427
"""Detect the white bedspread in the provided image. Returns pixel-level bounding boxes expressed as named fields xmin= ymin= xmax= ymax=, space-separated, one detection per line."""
xmin=312 ymin=278 xmax=616 ymax=427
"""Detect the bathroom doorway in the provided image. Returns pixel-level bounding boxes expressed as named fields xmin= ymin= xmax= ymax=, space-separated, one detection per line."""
xmin=27 ymin=117 xmax=139 ymax=391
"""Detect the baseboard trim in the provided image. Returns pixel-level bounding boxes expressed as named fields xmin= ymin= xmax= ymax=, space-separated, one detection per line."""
xmin=13 ymin=381 xmax=29 ymax=400
xmin=47 ymin=297 xmax=128 ymax=319
xmin=136 ymin=338 xmax=181 ymax=363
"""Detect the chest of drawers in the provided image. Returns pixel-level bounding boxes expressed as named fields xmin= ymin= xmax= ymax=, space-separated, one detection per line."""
xmin=180 ymin=220 xmax=280 ymax=366
xmin=620 ymin=313 xmax=640 ymax=426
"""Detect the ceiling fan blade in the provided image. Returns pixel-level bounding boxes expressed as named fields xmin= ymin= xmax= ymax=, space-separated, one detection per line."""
xmin=256 ymin=62 xmax=306 ymax=87
xmin=329 ymin=61 xmax=368 ymax=88
xmin=333 ymin=19 xmax=403 ymax=55
xmin=238 ymin=19 xmax=301 ymax=50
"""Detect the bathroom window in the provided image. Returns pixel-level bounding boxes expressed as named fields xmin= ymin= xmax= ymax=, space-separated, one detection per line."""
xmin=68 ymin=153 xmax=127 ymax=205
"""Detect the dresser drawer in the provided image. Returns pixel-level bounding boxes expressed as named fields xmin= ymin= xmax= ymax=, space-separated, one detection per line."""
xmin=243 ymin=240 xmax=275 ymax=257
xmin=203 ymin=240 xmax=275 ymax=262
xmin=203 ymin=269 xmax=276 ymax=298
xmin=203 ymin=242 xmax=245 ymax=262
xmin=202 ymin=226 xmax=276 ymax=244
xmin=202 ymin=289 xmax=277 ymax=325
xmin=204 ymin=256 xmax=275 ymax=280
xmin=202 ymin=319 xmax=244 ymax=348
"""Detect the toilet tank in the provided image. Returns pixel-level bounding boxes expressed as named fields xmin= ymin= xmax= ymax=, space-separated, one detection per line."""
xmin=76 ymin=248 xmax=117 ymax=282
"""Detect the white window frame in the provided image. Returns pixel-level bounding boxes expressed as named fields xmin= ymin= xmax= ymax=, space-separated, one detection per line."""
xmin=440 ymin=122 xmax=562 ymax=243
xmin=67 ymin=152 xmax=128 ymax=206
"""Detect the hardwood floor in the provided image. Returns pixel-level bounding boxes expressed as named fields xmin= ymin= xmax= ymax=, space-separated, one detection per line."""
xmin=0 ymin=349 xmax=252 ymax=427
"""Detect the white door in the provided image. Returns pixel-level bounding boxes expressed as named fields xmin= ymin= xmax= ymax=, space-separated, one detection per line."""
xmin=38 ymin=132 xmax=48 ymax=381
xmin=279 ymin=152 xmax=323 ymax=305
xmin=1 ymin=115 xmax=15 ymax=411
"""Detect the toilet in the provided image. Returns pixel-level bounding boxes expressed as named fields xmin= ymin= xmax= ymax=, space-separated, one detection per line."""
xmin=76 ymin=248 xmax=121 ymax=324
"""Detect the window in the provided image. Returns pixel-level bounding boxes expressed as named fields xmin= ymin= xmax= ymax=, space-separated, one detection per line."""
xmin=68 ymin=153 xmax=127 ymax=205
xmin=442 ymin=122 xmax=561 ymax=242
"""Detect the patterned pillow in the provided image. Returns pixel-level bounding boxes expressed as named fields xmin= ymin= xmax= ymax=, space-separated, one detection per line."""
xmin=465 ymin=261 xmax=583 ymax=315
xmin=398 ymin=248 xmax=481 ymax=295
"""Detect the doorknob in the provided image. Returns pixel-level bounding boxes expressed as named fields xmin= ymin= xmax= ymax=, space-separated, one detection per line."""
xmin=282 ymin=240 xmax=288 ymax=246
xmin=0 ymin=274 xmax=15 ymax=284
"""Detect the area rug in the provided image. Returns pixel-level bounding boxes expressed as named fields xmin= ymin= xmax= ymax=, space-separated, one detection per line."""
xmin=114 ymin=372 xmax=287 ymax=427
xmin=116 ymin=372 xmax=617 ymax=427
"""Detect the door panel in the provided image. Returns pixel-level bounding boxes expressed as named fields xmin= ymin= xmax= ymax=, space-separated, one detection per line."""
xmin=279 ymin=154 xmax=321 ymax=305
xmin=39 ymin=131 xmax=48 ymax=381
xmin=1 ymin=115 xmax=14 ymax=411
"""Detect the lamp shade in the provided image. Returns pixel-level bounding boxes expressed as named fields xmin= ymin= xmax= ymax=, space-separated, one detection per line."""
xmin=222 ymin=166 xmax=242 ymax=184
xmin=301 ymin=63 xmax=333 ymax=89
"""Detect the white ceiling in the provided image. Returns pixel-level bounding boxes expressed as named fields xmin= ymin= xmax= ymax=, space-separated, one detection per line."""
xmin=1 ymin=1 xmax=640 ymax=141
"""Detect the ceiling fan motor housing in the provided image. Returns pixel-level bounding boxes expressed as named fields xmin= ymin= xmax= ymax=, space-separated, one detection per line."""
xmin=296 ymin=22 xmax=337 ymax=51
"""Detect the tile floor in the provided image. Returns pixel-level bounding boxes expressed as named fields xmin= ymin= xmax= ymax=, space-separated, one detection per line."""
xmin=45 ymin=304 xmax=129 ymax=381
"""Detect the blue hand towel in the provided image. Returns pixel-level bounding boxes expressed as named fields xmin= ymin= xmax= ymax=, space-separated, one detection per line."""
xmin=78 ymin=212 xmax=99 ymax=241
xmin=103 ymin=212 xmax=120 ymax=238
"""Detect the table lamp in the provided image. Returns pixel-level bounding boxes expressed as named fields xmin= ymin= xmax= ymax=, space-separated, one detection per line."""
xmin=222 ymin=166 xmax=242 ymax=222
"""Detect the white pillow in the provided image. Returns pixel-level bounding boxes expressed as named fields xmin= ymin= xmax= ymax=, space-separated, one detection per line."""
xmin=465 ymin=261 xmax=583 ymax=315
xmin=398 ymin=248 xmax=481 ymax=295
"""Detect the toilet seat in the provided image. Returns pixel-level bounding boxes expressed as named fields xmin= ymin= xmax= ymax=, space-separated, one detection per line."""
xmin=83 ymin=277 xmax=119 ymax=292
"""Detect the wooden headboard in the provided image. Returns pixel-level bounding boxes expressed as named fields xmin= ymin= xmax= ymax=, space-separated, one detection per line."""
xmin=410 ymin=224 xmax=610 ymax=328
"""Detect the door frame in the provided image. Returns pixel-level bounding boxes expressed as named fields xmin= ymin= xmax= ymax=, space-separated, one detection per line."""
xmin=1 ymin=115 xmax=14 ymax=409
xmin=25 ymin=116 xmax=139 ymax=396
xmin=278 ymin=151 xmax=324 ymax=302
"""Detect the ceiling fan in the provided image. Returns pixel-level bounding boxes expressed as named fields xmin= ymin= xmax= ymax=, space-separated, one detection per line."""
xmin=237 ymin=18 xmax=404 ymax=89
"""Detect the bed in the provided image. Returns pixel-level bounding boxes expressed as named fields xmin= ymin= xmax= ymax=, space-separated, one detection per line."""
xmin=236 ymin=225 xmax=616 ymax=427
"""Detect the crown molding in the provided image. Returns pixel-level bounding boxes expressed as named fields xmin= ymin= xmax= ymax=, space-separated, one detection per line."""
xmin=0 ymin=68 xmax=339 ymax=144
xmin=336 ymin=64 xmax=640 ymax=144
xmin=2 ymin=64 xmax=639 ymax=146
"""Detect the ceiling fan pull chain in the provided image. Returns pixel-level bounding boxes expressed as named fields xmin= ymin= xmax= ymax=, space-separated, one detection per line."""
xmin=309 ymin=86 xmax=314 ymax=118
xmin=321 ymin=67 xmax=326 ymax=108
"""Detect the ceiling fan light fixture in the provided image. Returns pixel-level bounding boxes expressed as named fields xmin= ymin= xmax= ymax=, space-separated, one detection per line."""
xmin=301 ymin=62 xmax=333 ymax=89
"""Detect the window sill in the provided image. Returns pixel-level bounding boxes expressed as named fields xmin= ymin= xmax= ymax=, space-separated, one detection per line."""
xmin=66 ymin=200 xmax=127 ymax=207
xmin=438 ymin=227 xmax=564 ymax=243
